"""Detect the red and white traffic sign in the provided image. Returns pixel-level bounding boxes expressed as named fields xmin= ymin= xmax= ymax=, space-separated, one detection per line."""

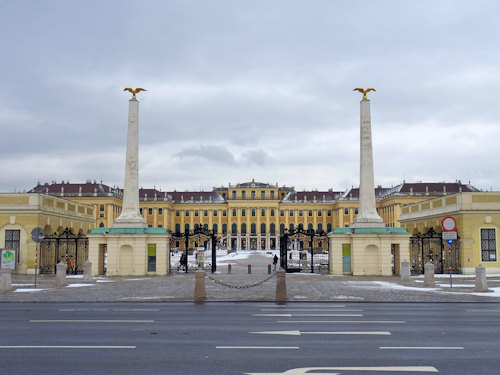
xmin=441 ymin=216 xmax=457 ymax=232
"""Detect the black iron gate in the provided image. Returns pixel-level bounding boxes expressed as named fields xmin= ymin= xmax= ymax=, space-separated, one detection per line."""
xmin=279 ymin=226 xmax=329 ymax=273
xmin=39 ymin=227 xmax=88 ymax=274
xmin=410 ymin=227 xmax=460 ymax=274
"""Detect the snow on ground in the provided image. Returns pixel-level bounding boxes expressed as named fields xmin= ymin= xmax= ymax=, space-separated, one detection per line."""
xmin=13 ymin=288 xmax=46 ymax=293
xmin=66 ymin=283 xmax=96 ymax=288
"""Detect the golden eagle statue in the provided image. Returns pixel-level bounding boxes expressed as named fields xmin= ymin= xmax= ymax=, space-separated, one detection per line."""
xmin=124 ymin=87 xmax=147 ymax=99
xmin=353 ymin=87 xmax=376 ymax=99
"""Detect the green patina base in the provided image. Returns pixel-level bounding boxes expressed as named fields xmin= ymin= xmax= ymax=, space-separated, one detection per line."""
xmin=90 ymin=227 xmax=168 ymax=235
xmin=331 ymin=227 xmax=408 ymax=235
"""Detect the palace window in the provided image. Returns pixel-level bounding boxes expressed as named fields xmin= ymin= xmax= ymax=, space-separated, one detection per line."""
xmin=195 ymin=210 xmax=199 ymax=217
xmin=232 ymin=223 xmax=237 ymax=234
xmin=299 ymin=210 xmax=303 ymax=217
xmin=158 ymin=208 xmax=163 ymax=215
xmin=185 ymin=210 xmax=189 ymax=217
xmin=261 ymin=223 xmax=266 ymax=234
xmin=232 ymin=209 xmax=237 ymax=217
xmin=251 ymin=223 xmax=256 ymax=234
xmin=99 ymin=213 xmax=104 ymax=218
xmin=261 ymin=208 xmax=265 ymax=216
xmin=232 ymin=191 xmax=236 ymax=198
xmin=308 ymin=210 xmax=313 ymax=217
xmin=271 ymin=208 xmax=275 ymax=217
xmin=355 ymin=208 xmax=359 ymax=215
xmin=175 ymin=224 xmax=180 ymax=234
xmin=242 ymin=209 xmax=246 ymax=217
xmin=5 ymin=230 xmax=20 ymax=264
xmin=204 ymin=210 xmax=208 ymax=217
xmin=344 ymin=208 xmax=349 ymax=215
xmin=158 ymin=225 xmax=163 ymax=228
xmin=327 ymin=210 xmax=332 ymax=217
xmin=270 ymin=223 xmax=276 ymax=234
xmin=280 ymin=210 xmax=284 ymax=217
xmin=222 ymin=210 xmax=226 ymax=217
xmin=242 ymin=191 xmax=246 ymax=198
xmin=176 ymin=210 xmax=180 ymax=216
xmin=99 ymin=204 xmax=104 ymax=211
xmin=327 ymin=223 xmax=332 ymax=232
xmin=214 ymin=210 xmax=218 ymax=217
xmin=251 ymin=191 xmax=255 ymax=198
xmin=270 ymin=191 xmax=275 ymax=199
xmin=252 ymin=208 xmax=256 ymax=217
xmin=213 ymin=224 xmax=218 ymax=234
xmin=481 ymin=228 xmax=497 ymax=262
xmin=280 ymin=224 xmax=285 ymax=234
xmin=261 ymin=191 xmax=265 ymax=198
xmin=222 ymin=224 xmax=227 ymax=234
xmin=289 ymin=210 xmax=294 ymax=217
xmin=318 ymin=223 xmax=323 ymax=231
xmin=148 ymin=208 xmax=153 ymax=215
xmin=318 ymin=210 xmax=322 ymax=217
xmin=241 ymin=223 xmax=247 ymax=234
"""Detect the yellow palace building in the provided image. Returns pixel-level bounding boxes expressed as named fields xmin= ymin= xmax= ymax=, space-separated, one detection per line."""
xmin=27 ymin=179 xmax=478 ymax=255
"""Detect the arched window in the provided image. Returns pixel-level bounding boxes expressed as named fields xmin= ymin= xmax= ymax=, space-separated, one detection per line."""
xmin=222 ymin=224 xmax=227 ymax=234
xmin=261 ymin=223 xmax=266 ymax=234
xmin=289 ymin=223 xmax=294 ymax=231
xmin=99 ymin=222 xmax=104 ymax=228
xmin=280 ymin=224 xmax=285 ymax=234
xmin=213 ymin=223 xmax=218 ymax=234
xmin=308 ymin=223 xmax=313 ymax=230
xmin=317 ymin=223 xmax=323 ymax=231
xmin=241 ymin=223 xmax=247 ymax=234
xmin=203 ymin=223 xmax=208 ymax=230
xmin=175 ymin=223 xmax=181 ymax=234
xmin=194 ymin=223 xmax=199 ymax=231
xmin=185 ymin=223 xmax=190 ymax=232
xmin=327 ymin=223 xmax=332 ymax=233
xmin=251 ymin=223 xmax=256 ymax=234
xmin=270 ymin=223 xmax=275 ymax=234
xmin=231 ymin=223 xmax=237 ymax=234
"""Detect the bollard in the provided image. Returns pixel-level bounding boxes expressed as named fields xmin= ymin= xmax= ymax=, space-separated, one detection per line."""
xmin=268 ymin=263 xmax=271 ymax=274
xmin=0 ymin=267 xmax=12 ymax=293
xmin=248 ymin=263 xmax=252 ymax=274
xmin=228 ymin=263 xmax=231 ymax=274
xmin=54 ymin=261 xmax=68 ymax=287
xmin=400 ymin=260 xmax=410 ymax=282
xmin=423 ymin=261 xmax=435 ymax=287
xmin=83 ymin=260 xmax=93 ymax=282
xmin=194 ymin=268 xmax=206 ymax=302
xmin=275 ymin=267 xmax=287 ymax=302
xmin=474 ymin=264 xmax=488 ymax=292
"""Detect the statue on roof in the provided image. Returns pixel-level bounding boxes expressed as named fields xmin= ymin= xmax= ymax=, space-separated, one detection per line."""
xmin=124 ymin=87 xmax=147 ymax=99
xmin=353 ymin=87 xmax=376 ymax=100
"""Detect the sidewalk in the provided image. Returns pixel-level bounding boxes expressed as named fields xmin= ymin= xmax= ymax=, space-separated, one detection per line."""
xmin=2 ymin=252 xmax=500 ymax=303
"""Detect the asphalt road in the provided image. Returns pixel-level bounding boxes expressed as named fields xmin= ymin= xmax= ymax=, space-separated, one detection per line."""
xmin=1 ymin=302 xmax=500 ymax=374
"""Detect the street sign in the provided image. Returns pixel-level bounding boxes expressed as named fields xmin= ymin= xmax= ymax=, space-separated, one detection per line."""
xmin=1 ymin=250 xmax=16 ymax=270
xmin=441 ymin=216 xmax=457 ymax=232
xmin=442 ymin=231 xmax=457 ymax=240
xmin=30 ymin=227 xmax=44 ymax=243
xmin=447 ymin=239 xmax=453 ymax=245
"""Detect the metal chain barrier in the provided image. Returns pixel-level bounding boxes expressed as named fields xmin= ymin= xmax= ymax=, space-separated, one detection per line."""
xmin=206 ymin=274 xmax=274 ymax=289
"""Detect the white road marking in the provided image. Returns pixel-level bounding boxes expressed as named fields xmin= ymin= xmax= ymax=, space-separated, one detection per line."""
xmin=259 ymin=304 xmax=346 ymax=308
xmin=30 ymin=320 xmax=154 ymax=323
xmin=260 ymin=309 xmax=363 ymax=312
xmin=251 ymin=330 xmax=390 ymax=336
xmin=216 ymin=346 xmax=299 ymax=350
xmin=58 ymin=308 xmax=159 ymax=312
xmin=0 ymin=346 xmax=135 ymax=349
xmin=254 ymin=314 xmax=362 ymax=317
xmin=278 ymin=320 xmax=405 ymax=324
xmin=466 ymin=309 xmax=500 ymax=313
xmin=380 ymin=346 xmax=464 ymax=350
xmin=244 ymin=366 xmax=438 ymax=374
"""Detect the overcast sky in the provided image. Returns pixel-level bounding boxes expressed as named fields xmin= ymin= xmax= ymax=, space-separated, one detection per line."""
xmin=1 ymin=0 xmax=499 ymax=193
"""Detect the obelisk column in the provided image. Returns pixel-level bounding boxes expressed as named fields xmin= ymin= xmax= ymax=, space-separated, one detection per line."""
xmin=351 ymin=94 xmax=384 ymax=228
xmin=113 ymin=95 xmax=147 ymax=228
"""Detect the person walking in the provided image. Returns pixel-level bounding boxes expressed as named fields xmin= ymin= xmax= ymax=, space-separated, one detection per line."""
xmin=273 ymin=254 xmax=278 ymax=272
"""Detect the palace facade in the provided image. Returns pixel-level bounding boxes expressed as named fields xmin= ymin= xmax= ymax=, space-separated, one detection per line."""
xmin=28 ymin=179 xmax=478 ymax=252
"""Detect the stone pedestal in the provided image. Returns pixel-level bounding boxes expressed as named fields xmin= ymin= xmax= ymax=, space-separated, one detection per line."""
xmin=423 ymin=262 xmax=435 ymax=287
xmin=54 ymin=261 xmax=68 ymax=287
xmin=194 ymin=269 xmax=206 ymax=302
xmin=0 ymin=267 xmax=12 ymax=293
xmin=474 ymin=264 xmax=488 ymax=292
xmin=275 ymin=267 xmax=287 ymax=302
xmin=83 ymin=260 xmax=93 ymax=282
xmin=400 ymin=260 xmax=410 ymax=282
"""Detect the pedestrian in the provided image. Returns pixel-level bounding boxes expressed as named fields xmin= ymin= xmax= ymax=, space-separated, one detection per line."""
xmin=179 ymin=253 xmax=187 ymax=271
xmin=273 ymin=254 xmax=278 ymax=272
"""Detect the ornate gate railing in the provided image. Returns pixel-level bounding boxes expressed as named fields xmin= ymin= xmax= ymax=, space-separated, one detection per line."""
xmin=279 ymin=226 xmax=329 ymax=274
xmin=39 ymin=228 xmax=89 ymax=274
xmin=410 ymin=227 xmax=460 ymax=275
